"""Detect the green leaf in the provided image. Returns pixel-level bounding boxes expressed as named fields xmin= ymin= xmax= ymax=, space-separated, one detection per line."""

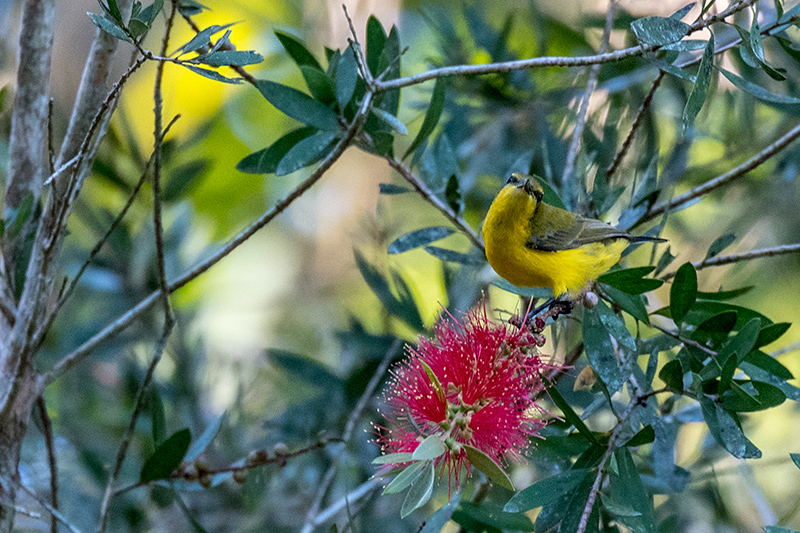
xmin=600 ymin=284 xmax=651 ymax=325
xmin=631 ymin=16 xmax=690 ymax=46
xmin=598 ymin=266 xmax=662 ymax=295
xmin=274 ymin=31 xmax=323 ymax=71
xmin=182 ymin=64 xmax=242 ymax=84
xmin=256 ymin=80 xmax=340 ymax=131
xmin=692 ymin=311 xmax=737 ymax=348
xmin=372 ymin=452 xmax=414 ymax=465
xmin=354 ymin=251 xmax=423 ymax=330
xmin=88 ymin=13 xmax=132 ymax=43
xmin=455 ymin=502 xmax=534 ymax=531
xmin=584 ymin=301 xmax=627 ymax=393
xmin=464 ymin=445 xmax=513 ymax=490
xmin=755 ymin=322 xmax=791 ymax=349
xmin=490 ymin=279 xmax=553 ymax=299
xmin=197 ymin=50 xmax=263 ymax=67
xmin=99 ymin=0 xmax=123 ymax=22
xmin=236 ymin=126 xmax=316 ymax=175
xmin=139 ymin=428 xmax=192 ymax=483
xmin=683 ymin=33 xmax=715 ymax=132
xmin=719 ymin=68 xmax=800 ymax=104
xmin=791 ymin=453 xmax=800 ymax=470
xmin=300 ymin=65 xmax=335 ymax=106
xmin=732 ymin=25 xmax=760 ymax=68
xmin=419 ymin=360 xmax=446 ymax=405
xmin=336 ymin=46 xmax=358 ymax=110
xmin=177 ymin=0 xmax=207 ymax=16
xmin=504 ymin=469 xmax=590 ymax=513
xmin=275 ymin=130 xmax=339 ymax=176
xmin=401 ymin=461 xmax=434 ymax=518
xmin=424 ymin=246 xmax=484 ymax=266
xmin=722 ymin=380 xmax=786 ymax=412
xmin=420 ymin=493 xmax=461 ymax=533
xmin=163 ymin=159 xmax=208 ymax=202
xmin=6 ymin=193 xmax=34 ymax=239
xmin=184 ymin=413 xmax=225 ymax=462
xmin=705 ymin=233 xmax=736 ymax=260
xmin=670 ymin=262 xmax=697 ymax=325
xmin=608 ymin=448 xmax=657 ymax=533
xmin=366 ymin=16 xmax=387 ymax=77
xmin=623 ymin=425 xmax=655 ymax=447
xmin=388 ymin=226 xmax=454 ymax=254
xmin=659 ymin=360 xmax=684 ymax=393
xmin=445 ymin=174 xmax=461 ymax=214
xmin=412 ymin=435 xmax=445 ymax=461
xmin=128 ymin=18 xmax=150 ymax=39
xmin=744 ymin=350 xmax=793 ymax=381
xmin=143 ymin=0 xmax=163 ymax=24
xmin=764 ymin=527 xmax=800 ymax=533
xmin=378 ymin=183 xmax=410 ymax=194
xmin=403 ymin=78 xmax=446 ymax=159
xmin=699 ymin=397 xmax=761 ymax=459
xmin=547 ymin=384 xmax=599 ymax=445
xmin=150 ymin=387 xmax=166 ymax=446
xmin=371 ymin=107 xmax=407 ymax=134
xmin=179 ymin=24 xmax=234 ymax=55
xmin=383 ymin=460 xmax=424 ymax=495
xmin=750 ymin=15 xmax=766 ymax=64
xmin=696 ymin=286 xmax=753 ymax=301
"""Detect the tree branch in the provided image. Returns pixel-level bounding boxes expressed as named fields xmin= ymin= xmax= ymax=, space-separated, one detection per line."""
xmin=384 ymin=157 xmax=484 ymax=253
xmin=661 ymin=244 xmax=800 ymax=281
xmin=35 ymin=396 xmax=58 ymax=533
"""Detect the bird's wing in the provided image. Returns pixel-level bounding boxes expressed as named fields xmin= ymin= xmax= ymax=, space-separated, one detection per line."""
xmin=527 ymin=204 xmax=630 ymax=252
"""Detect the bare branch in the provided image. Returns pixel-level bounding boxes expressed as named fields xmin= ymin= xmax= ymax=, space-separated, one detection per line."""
xmin=44 ymin=90 xmax=376 ymax=388
xmin=151 ymin=1 xmax=178 ymax=322
xmin=650 ymin=323 xmax=716 ymax=356
xmin=13 ymin=478 xmax=81 ymax=533
xmin=96 ymin=321 xmax=174 ymax=533
xmin=630 ymin=123 xmax=800 ymax=230
xmin=384 ymin=157 xmax=484 ymax=253
xmin=660 ymin=243 xmax=800 ymax=281
xmin=606 ymin=71 xmax=664 ymax=181
xmin=35 ymin=396 xmax=58 ymax=533
xmin=562 ymin=0 xmax=617 ymax=193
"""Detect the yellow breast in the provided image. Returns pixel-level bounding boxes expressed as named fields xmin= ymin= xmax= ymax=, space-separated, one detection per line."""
xmin=482 ymin=186 xmax=627 ymax=297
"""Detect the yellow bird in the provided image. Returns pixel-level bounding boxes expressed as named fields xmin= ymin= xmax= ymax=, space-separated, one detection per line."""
xmin=482 ymin=173 xmax=665 ymax=298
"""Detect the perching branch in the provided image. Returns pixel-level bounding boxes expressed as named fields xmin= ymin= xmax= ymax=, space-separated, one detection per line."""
xmin=384 ymin=157 xmax=484 ymax=253
xmin=661 ymin=243 xmax=800 ymax=281
xmin=36 ymin=396 xmax=58 ymax=533
xmin=44 ymin=89 xmax=376 ymax=388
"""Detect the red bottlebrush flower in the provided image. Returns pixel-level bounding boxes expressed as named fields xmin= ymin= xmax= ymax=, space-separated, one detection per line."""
xmin=375 ymin=301 xmax=564 ymax=489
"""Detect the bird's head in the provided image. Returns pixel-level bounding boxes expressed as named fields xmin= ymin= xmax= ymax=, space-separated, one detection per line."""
xmin=505 ymin=173 xmax=544 ymax=205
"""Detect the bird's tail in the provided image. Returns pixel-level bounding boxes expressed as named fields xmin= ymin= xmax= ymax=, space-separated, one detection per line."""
xmin=627 ymin=235 xmax=667 ymax=243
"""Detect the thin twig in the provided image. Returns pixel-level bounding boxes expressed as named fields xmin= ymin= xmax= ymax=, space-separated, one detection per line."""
xmin=13 ymin=478 xmax=81 ymax=533
xmin=373 ymin=0 xmax=756 ymax=93
xmin=772 ymin=340 xmax=800 ymax=358
xmin=605 ymin=71 xmax=664 ymax=181
xmin=36 ymin=396 xmax=59 ymax=533
xmin=577 ymin=396 xmax=641 ymax=533
xmin=343 ymin=4 xmax=374 ymax=87
xmin=661 ymin=243 xmax=800 ymax=281
xmin=630 ymin=123 xmax=800 ymax=230
xmin=96 ymin=322 xmax=174 ymax=533
xmin=179 ymin=14 xmax=258 ymax=86
xmin=310 ymin=478 xmax=384 ymax=528
xmin=650 ymin=323 xmax=716 ymax=356
xmin=44 ymin=90 xmax=376 ymax=388
xmin=384 ymin=157 xmax=484 ymax=253
xmin=562 ymin=0 xmax=617 ymax=192
xmin=300 ymin=339 xmax=402 ymax=533
xmin=151 ymin=0 xmax=177 ymax=323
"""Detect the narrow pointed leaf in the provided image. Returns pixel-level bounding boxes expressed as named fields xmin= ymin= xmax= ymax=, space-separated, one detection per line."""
xmin=140 ymin=428 xmax=192 ymax=483
xmin=336 ymin=46 xmax=358 ymax=109
xmin=256 ymin=80 xmax=340 ymax=131
xmin=182 ymin=65 xmax=242 ymax=84
xmin=683 ymin=33 xmax=715 ymax=132
xmin=275 ymin=130 xmax=339 ymax=176
xmin=464 ymin=445 xmax=513 ymax=490
xmin=185 ymin=413 xmax=225 ymax=462
xmin=504 ymin=469 xmax=589 ymax=512
xmin=236 ymin=126 xmax=316 ymax=174
xmin=403 ymin=78 xmax=446 ymax=159
xmin=631 ymin=16 xmax=690 ymax=46
xmin=670 ymin=262 xmax=697 ymax=325
xmin=275 ymin=31 xmax=323 ymax=71
xmin=372 ymin=452 xmax=414 ymax=465
xmin=388 ymin=226 xmax=454 ymax=254
xmin=88 ymin=13 xmax=132 ymax=42
xmin=401 ymin=461 xmax=434 ymax=518
xmin=719 ymin=68 xmax=800 ymax=104
xmin=383 ymin=460 xmax=424 ymax=495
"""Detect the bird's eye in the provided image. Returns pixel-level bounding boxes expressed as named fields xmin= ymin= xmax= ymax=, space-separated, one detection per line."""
xmin=506 ymin=175 xmax=519 ymax=185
